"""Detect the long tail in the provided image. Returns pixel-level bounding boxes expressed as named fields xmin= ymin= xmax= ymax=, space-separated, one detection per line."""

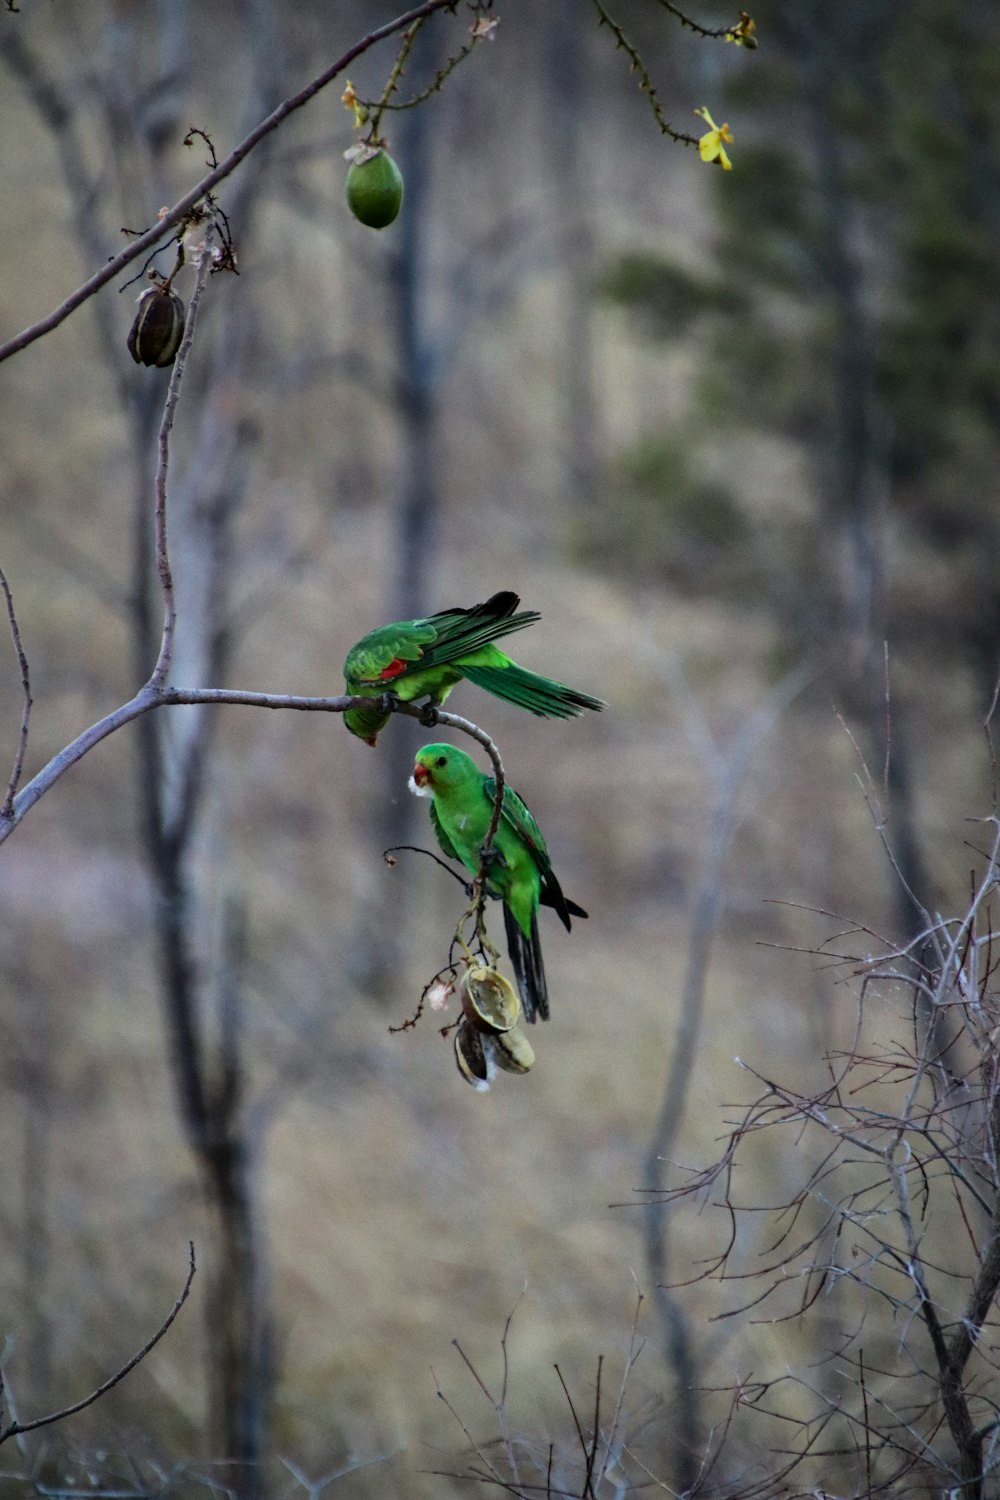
xmin=462 ymin=661 xmax=604 ymax=719
xmin=503 ymin=907 xmax=549 ymax=1023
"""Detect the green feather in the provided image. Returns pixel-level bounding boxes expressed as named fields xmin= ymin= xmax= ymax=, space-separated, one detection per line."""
xmin=411 ymin=743 xmax=586 ymax=1022
xmin=341 ymin=591 xmax=603 ymax=745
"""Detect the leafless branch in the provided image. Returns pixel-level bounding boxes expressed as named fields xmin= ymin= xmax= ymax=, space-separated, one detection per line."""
xmin=0 ymin=1242 xmax=196 ymax=1446
xmin=148 ymin=235 xmax=215 ymax=691
xmin=0 ymin=568 xmax=31 ymax=818
xmin=0 ymin=690 xmax=503 ymax=847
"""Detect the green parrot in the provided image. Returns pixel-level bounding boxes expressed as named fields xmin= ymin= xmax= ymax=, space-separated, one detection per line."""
xmin=409 ymin=743 xmax=586 ymax=1022
xmin=343 ymin=590 xmax=603 ymax=745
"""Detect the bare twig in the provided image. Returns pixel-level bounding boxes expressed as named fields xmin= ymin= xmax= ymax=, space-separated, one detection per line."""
xmin=0 ymin=1242 xmax=196 ymax=1446
xmin=0 ymin=568 xmax=31 ymax=818
xmin=147 ymin=237 xmax=215 ymax=692
xmin=370 ymin=17 xmax=425 ymax=138
xmin=591 ymin=1 xmax=700 ymax=147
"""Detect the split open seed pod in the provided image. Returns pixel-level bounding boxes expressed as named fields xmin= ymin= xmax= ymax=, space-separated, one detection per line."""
xmin=454 ymin=1018 xmax=492 ymax=1091
xmin=493 ymin=1024 xmax=535 ymax=1075
xmin=462 ymin=965 xmax=521 ymax=1035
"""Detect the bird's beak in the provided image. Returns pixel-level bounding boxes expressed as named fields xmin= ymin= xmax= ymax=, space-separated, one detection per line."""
xmin=412 ymin=761 xmax=430 ymax=788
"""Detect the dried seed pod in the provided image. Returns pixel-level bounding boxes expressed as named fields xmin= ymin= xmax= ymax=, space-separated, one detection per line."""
xmin=493 ymin=1024 xmax=535 ymax=1075
xmin=454 ymin=1018 xmax=492 ymax=1091
xmin=127 ymin=285 xmax=186 ymax=368
xmin=345 ymin=148 xmax=404 ymax=229
xmin=462 ymin=966 xmax=521 ymax=1035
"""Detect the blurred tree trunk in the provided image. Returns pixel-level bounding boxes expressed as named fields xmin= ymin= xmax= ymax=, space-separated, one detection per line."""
xmin=19 ymin=977 xmax=54 ymax=1412
xmin=131 ymin=398 xmax=273 ymax=1492
xmin=352 ymin=23 xmax=442 ymax=1004
xmin=544 ymin=0 xmax=603 ymax=514
xmin=116 ymin=9 xmax=278 ymax=1487
xmin=783 ymin=6 xmax=933 ymax=937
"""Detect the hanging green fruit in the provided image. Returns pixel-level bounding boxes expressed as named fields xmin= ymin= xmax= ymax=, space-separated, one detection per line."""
xmin=345 ymin=146 xmax=404 ymax=230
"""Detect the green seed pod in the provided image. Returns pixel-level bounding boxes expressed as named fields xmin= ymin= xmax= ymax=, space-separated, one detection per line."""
xmin=127 ymin=286 xmax=186 ymax=368
xmin=345 ymin=148 xmax=404 ymax=230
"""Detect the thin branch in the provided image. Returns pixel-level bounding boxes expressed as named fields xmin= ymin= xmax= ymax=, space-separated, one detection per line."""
xmin=0 ymin=1242 xmax=196 ymax=1446
xmin=652 ymin=0 xmax=754 ymax=41
xmin=0 ymin=568 xmax=31 ymax=818
xmin=591 ymin=1 xmax=700 ymax=147
xmin=148 ymin=235 xmax=215 ymax=691
xmin=361 ymin=10 xmax=486 ymax=117
xmin=0 ymin=0 xmax=462 ymax=366
xmin=0 ymin=691 xmax=498 ymax=847
xmin=370 ymin=17 xmax=425 ymax=138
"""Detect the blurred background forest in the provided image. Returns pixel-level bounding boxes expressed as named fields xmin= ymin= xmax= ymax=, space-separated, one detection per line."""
xmin=1 ymin=1 xmax=1000 ymax=1496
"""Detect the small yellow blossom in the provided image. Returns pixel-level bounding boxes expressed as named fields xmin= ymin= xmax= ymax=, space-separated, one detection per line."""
xmin=725 ymin=11 xmax=757 ymax=48
xmin=341 ymin=80 xmax=369 ymax=128
xmin=695 ymin=106 xmax=734 ymax=170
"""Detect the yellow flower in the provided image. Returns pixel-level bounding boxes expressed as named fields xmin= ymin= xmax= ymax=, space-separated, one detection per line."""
xmin=341 ymin=80 xmax=369 ymax=128
xmin=725 ymin=11 xmax=757 ymax=48
xmin=695 ymin=106 xmax=734 ymax=170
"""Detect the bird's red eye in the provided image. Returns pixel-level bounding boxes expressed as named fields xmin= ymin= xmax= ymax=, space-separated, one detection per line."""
xmin=436 ymin=755 xmax=447 ymax=767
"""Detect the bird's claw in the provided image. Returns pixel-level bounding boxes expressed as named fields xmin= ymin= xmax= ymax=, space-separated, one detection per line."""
xmin=419 ymin=703 xmax=440 ymax=728
xmin=478 ymin=842 xmax=500 ymax=867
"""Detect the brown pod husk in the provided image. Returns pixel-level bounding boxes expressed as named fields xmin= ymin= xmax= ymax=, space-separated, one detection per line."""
xmin=461 ymin=965 xmax=521 ymax=1035
xmin=493 ymin=1024 xmax=535 ymax=1075
xmin=127 ymin=285 xmax=186 ymax=368
xmin=454 ymin=1018 xmax=491 ymax=1091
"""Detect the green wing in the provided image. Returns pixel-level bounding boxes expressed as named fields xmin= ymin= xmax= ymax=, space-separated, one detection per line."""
xmin=344 ymin=617 xmax=438 ymax=683
xmin=484 ymin=777 xmax=586 ymax=931
xmin=429 ymin=800 xmax=462 ymax=863
xmin=484 ymin=776 xmax=554 ymax=881
xmin=344 ymin=592 xmax=539 ymax=688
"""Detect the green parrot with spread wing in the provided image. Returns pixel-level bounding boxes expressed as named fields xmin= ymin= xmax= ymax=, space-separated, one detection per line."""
xmin=409 ymin=742 xmax=586 ymax=1022
xmin=343 ymin=590 xmax=603 ymax=745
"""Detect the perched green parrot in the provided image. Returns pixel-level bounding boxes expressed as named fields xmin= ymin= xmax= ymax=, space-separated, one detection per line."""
xmin=409 ymin=743 xmax=586 ymax=1022
xmin=343 ymin=590 xmax=603 ymax=745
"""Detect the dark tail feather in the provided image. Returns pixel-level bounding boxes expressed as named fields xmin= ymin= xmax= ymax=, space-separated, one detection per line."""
xmin=503 ymin=906 xmax=549 ymax=1023
xmin=425 ymin=594 xmax=541 ymax=666
xmin=539 ymin=889 xmax=588 ymax=928
xmin=461 ymin=661 xmax=604 ymax=718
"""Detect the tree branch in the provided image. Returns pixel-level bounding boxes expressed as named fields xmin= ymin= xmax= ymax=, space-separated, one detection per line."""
xmin=0 ymin=1242 xmax=196 ymax=1446
xmin=0 ymin=568 xmax=31 ymax=818
xmin=0 ymin=690 xmax=501 ymax=847
xmin=0 ymin=0 xmax=462 ymax=366
xmin=148 ymin=234 xmax=215 ymax=691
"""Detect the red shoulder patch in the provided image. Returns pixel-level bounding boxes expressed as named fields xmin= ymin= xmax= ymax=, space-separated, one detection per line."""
xmin=379 ymin=658 xmax=408 ymax=680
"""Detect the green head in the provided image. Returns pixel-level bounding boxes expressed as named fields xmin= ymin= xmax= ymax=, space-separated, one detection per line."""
xmin=343 ymin=699 xmax=392 ymax=746
xmin=410 ymin=742 xmax=480 ymax=795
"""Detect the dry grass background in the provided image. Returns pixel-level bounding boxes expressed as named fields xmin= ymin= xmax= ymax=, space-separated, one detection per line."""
xmin=0 ymin=4 xmax=993 ymax=1495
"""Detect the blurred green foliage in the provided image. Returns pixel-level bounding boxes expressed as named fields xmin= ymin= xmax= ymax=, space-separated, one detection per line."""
xmin=595 ymin=0 xmax=1000 ymax=697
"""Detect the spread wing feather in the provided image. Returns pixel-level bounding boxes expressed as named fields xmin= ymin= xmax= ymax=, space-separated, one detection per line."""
xmin=344 ymin=592 xmax=539 ymax=686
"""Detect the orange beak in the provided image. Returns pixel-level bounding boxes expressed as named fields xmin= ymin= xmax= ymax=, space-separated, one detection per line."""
xmin=412 ymin=761 xmax=430 ymax=787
